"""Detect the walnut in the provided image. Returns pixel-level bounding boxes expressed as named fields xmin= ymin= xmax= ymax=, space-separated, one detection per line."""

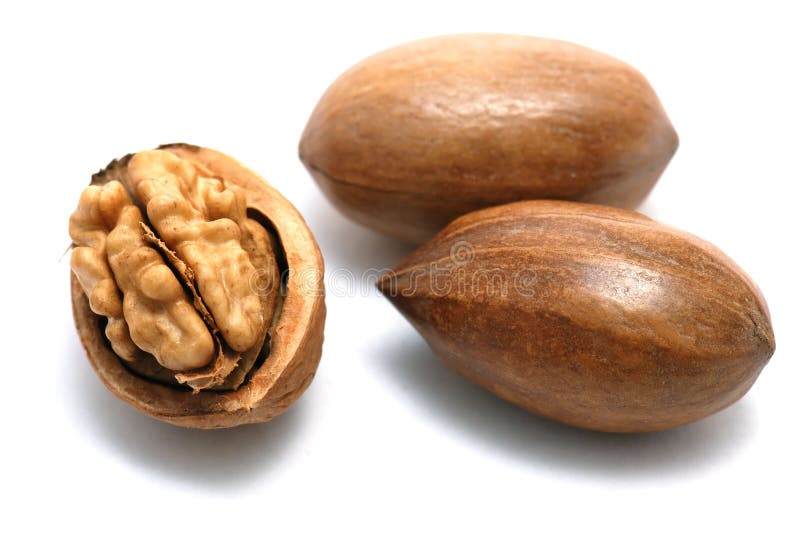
xmin=69 ymin=144 xmax=325 ymax=428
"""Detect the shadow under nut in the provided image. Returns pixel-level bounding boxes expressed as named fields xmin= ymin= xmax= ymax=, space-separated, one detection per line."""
xmin=300 ymin=33 xmax=678 ymax=244
xmin=377 ymin=200 xmax=775 ymax=432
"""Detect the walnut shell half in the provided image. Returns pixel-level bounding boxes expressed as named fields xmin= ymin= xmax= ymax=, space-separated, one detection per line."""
xmin=70 ymin=144 xmax=325 ymax=428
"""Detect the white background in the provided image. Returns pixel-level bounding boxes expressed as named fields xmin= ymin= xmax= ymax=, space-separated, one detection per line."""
xmin=1 ymin=1 xmax=798 ymax=534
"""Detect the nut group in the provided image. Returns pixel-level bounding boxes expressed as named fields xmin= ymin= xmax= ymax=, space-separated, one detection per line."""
xmin=70 ymin=34 xmax=774 ymax=433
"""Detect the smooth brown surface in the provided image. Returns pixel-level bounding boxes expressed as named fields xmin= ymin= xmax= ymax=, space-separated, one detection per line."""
xmin=300 ymin=34 xmax=678 ymax=243
xmin=377 ymin=200 xmax=774 ymax=432
xmin=71 ymin=144 xmax=326 ymax=428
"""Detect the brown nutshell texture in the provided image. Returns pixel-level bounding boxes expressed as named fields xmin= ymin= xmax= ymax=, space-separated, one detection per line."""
xmin=70 ymin=144 xmax=326 ymax=428
xmin=300 ymin=34 xmax=678 ymax=243
xmin=377 ymin=200 xmax=775 ymax=432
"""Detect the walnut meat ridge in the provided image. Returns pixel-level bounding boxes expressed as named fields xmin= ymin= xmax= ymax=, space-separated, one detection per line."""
xmin=69 ymin=144 xmax=325 ymax=428
xmin=377 ymin=200 xmax=775 ymax=432
xmin=300 ymin=34 xmax=678 ymax=243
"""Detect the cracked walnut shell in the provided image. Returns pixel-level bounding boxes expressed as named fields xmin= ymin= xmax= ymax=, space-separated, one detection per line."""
xmin=69 ymin=144 xmax=325 ymax=428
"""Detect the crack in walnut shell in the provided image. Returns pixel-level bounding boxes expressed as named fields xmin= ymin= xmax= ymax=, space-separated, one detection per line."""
xmin=69 ymin=145 xmax=325 ymax=428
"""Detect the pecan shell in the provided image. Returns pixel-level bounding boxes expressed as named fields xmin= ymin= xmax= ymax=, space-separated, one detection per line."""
xmin=377 ymin=200 xmax=774 ymax=432
xmin=300 ymin=34 xmax=678 ymax=243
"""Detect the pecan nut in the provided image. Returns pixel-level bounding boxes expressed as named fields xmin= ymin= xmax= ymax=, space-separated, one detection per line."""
xmin=377 ymin=200 xmax=775 ymax=432
xmin=300 ymin=34 xmax=678 ymax=243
